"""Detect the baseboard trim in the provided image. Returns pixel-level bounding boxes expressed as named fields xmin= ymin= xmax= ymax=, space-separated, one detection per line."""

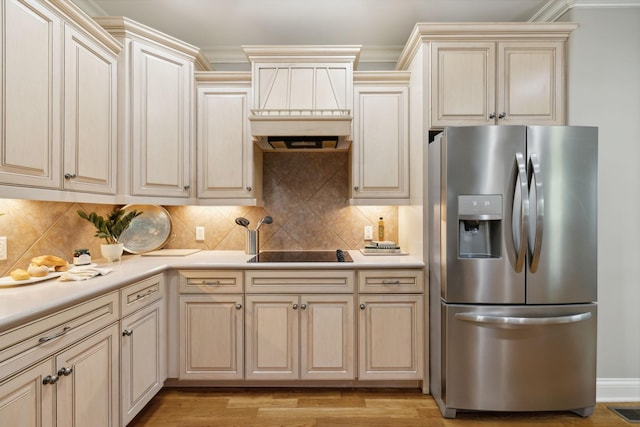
xmin=597 ymin=378 xmax=640 ymax=402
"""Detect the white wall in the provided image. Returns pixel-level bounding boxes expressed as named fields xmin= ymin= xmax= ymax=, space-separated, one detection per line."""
xmin=561 ymin=5 xmax=640 ymax=401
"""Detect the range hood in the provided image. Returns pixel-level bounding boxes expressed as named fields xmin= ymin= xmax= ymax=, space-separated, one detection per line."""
xmin=250 ymin=110 xmax=352 ymax=151
xmin=245 ymin=45 xmax=360 ymax=151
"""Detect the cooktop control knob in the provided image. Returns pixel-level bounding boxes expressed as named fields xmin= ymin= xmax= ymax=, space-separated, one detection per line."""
xmin=336 ymin=249 xmax=345 ymax=262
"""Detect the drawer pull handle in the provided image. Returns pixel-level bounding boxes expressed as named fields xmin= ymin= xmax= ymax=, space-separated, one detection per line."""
xmin=39 ymin=326 xmax=71 ymax=343
xmin=202 ymin=280 xmax=221 ymax=286
xmin=382 ymin=280 xmax=401 ymax=285
xmin=43 ymin=375 xmax=59 ymax=385
xmin=136 ymin=289 xmax=155 ymax=299
xmin=57 ymin=367 xmax=73 ymax=376
xmin=122 ymin=329 xmax=133 ymax=337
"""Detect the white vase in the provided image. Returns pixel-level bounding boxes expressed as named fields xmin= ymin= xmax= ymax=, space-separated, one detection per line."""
xmin=101 ymin=243 xmax=124 ymax=262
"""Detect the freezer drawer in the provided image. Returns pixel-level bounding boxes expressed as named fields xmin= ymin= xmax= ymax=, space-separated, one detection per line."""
xmin=441 ymin=303 xmax=596 ymax=416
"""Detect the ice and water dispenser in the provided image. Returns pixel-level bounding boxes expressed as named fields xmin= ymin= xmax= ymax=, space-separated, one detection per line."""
xmin=458 ymin=195 xmax=502 ymax=258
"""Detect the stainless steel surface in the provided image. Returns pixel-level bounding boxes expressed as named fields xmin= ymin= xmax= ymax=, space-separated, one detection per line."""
xmin=428 ymin=125 xmax=598 ymax=418
xmin=245 ymin=230 xmax=258 ymax=255
xmin=445 ymin=303 xmax=597 ymax=414
xmin=441 ymin=126 xmax=525 ymax=304
xmin=526 ymin=126 xmax=598 ymax=304
xmin=119 ymin=205 xmax=172 ymax=254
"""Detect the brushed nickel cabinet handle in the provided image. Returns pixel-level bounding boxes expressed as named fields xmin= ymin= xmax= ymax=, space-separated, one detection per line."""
xmin=64 ymin=173 xmax=77 ymax=179
xmin=292 ymin=303 xmax=299 ymax=310
xmin=498 ymin=112 xmax=506 ymax=119
xmin=57 ymin=367 xmax=73 ymax=376
xmin=43 ymin=375 xmax=59 ymax=385
xmin=235 ymin=304 xmax=242 ymax=310
xmin=39 ymin=326 xmax=71 ymax=343
xmin=489 ymin=112 xmax=496 ymax=119
xmin=122 ymin=329 xmax=133 ymax=337
xmin=360 ymin=304 xmax=366 ymax=310
xmin=300 ymin=304 xmax=307 ymax=310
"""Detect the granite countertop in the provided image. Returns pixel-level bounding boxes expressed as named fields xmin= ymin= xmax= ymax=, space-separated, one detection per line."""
xmin=0 ymin=250 xmax=424 ymax=332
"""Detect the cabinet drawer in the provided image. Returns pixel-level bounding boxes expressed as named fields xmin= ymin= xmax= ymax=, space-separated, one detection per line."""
xmin=0 ymin=291 xmax=119 ymax=379
xmin=121 ymin=274 xmax=164 ymax=317
xmin=358 ymin=269 xmax=424 ymax=293
xmin=246 ymin=270 xmax=354 ymax=293
xmin=179 ymin=270 xmax=243 ymax=294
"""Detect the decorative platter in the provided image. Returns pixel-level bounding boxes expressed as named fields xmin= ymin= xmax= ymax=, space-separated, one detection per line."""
xmin=118 ymin=205 xmax=172 ymax=254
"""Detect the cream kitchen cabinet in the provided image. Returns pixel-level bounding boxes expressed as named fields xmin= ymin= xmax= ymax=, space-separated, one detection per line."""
xmin=0 ymin=0 xmax=119 ymax=198
xmin=95 ymin=17 xmax=212 ymax=203
xmin=63 ymin=22 xmax=119 ymax=195
xmin=245 ymin=294 xmax=355 ymax=380
xmin=351 ymin=72 xmax=410 ymax=204
xmin=0 ymin=292 xmax=120 ymax=427
xmin=178 ymin=270 xmax=244 ymax=380
xmin=357 ymin=269 xmax=424 ymax=380
xmin=195 ymin=73 xmax=263 ymax=205
xmin=120 ymin=274 xmax=166 ymax=425
xmin=244 ymin=270 xmax=355 ymax=380
xmin=431 ymin=40 xmax=565 ymax=127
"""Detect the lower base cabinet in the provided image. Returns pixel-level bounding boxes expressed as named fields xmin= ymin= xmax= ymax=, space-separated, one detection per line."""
xmin=0 ymin=324 xmax=120 ymax=427
xmin=245 ymin=294 xmax=355 ymax=380
xmin=358 ymin=294 xmax=424 ymax=380
xmin=179 ymin=294 xmax=244 ymax=380
xmin=120 ymin=274 xmax=166 ymax=425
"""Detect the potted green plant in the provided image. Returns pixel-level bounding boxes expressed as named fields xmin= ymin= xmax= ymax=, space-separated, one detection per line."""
xmin=77 ymin=206 xmax=142 ymax=262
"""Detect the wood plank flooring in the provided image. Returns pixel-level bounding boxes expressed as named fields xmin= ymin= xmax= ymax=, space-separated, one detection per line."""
xmin=127 ymin=388 xmax=638 ymax=426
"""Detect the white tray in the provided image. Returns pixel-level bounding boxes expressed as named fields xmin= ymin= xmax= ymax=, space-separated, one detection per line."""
xmin=0 ymin=272 xmax=63 ymax=287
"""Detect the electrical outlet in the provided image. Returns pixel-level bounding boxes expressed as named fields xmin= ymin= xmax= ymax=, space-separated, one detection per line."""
xmin=195 ymin=227 xmax=205 ymax=241
xmin=364 ymin=226 xmax=373 ymax=240
xmin=0 ymin=237 xmax=6 ymax=260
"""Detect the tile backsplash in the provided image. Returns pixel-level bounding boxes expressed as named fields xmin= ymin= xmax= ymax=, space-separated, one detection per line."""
xmin=0 ymin=152 xmax=396 ymax=276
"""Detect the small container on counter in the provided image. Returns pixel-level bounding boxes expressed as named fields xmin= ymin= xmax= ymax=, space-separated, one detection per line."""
xmin=73 ymin=248 xmax=91 ymax=266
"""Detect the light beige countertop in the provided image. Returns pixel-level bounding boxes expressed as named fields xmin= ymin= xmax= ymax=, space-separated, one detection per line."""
xmin=0 ymin=250 xmax=424 ymax=331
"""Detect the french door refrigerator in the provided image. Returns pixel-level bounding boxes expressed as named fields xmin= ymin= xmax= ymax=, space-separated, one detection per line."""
xmin=428 ymin=126 xmax=597 ymax=418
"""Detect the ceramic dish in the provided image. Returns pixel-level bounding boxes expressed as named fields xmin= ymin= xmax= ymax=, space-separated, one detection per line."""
xmin=118 ymin=205 xmax=172 ymax=254
xmin=0 ymin=272 xmax=63 ymax=287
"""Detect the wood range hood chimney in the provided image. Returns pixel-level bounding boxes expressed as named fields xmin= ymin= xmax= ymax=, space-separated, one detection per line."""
xmin=244 ymin=45 xmax=361 ymax=151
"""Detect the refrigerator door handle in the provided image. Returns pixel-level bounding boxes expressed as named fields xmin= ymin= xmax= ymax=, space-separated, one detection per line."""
xmin=512 ymin=152 xmax=529 ymax=272
xmin=455 ymin=311 xmax=592 ymax=326
xmin=528 ymin=153 xmax=544 ymax=272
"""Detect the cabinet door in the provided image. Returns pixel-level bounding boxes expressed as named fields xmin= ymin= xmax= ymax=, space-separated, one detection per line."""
xmin=352 ymin=85 xmax=409 ymax=201
xmin=245 ymin=295 xmax=298 ymax=380
xmin=63 ymin=24 xmax=118 ymax=194
xmin=197 ymin=86 xmax=256 ymax=199
xmin=0 ymin=0 xmax=62 ymax=188
xmin=0 ymin=359 xmax=55 ymax=427
xmin=179 ymin=295 xmax=244 ymax=380
xmin=496 ymin=41 xmax=565 ymax=125
xmin=131 ymin=40 xmax=192 ymax=198
xmin=121 ymin=299 xmax=166 ymax=425
xmin=300 ymin=295 xmax=354 ymax=380
xmin=55 ymin=324 xmax=119 ymax=427
xmin=358 ymin=295 xmax=423 ymax=380
xmin=430 ymin=41 xmax=496 ymax=127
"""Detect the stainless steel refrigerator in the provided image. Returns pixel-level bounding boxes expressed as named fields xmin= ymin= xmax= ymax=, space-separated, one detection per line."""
xmin=428 ymin=126 xmax=597 ymax=418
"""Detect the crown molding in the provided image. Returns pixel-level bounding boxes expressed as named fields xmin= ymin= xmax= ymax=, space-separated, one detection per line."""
xmin=531 ymin=0 xmax=640 ymax=22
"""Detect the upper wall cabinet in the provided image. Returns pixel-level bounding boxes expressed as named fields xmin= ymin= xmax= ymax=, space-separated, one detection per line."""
xmin=94 ymin=17 xmax=212 ymax=203
xmin=351 ymin=72 xmax=410 ymax=205
xmin=0 ymin=0 xmax=121 ymax=199
xmin=195 ymin=72 xmax=263 ymax=205
xmin=396 ymin=23 xmax=578 ymax=129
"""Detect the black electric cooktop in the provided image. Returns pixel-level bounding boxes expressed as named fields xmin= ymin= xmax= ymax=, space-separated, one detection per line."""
xmin=247 ymin=250 xmax=353 ymax=263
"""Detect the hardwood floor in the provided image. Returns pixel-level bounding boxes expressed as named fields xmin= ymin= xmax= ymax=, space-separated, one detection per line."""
xmin=128 ymin=388 xmax=637 ymax=426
